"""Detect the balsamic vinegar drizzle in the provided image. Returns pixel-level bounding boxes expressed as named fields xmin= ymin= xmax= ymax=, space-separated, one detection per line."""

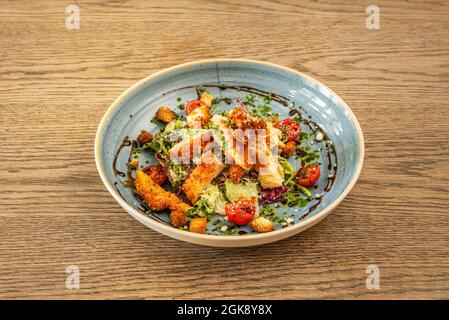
xmin=124 ymin=140 xmax=137 ymax=188
xmin=200 ymin=84 xmax=291 ymax=107
xmin=112 ymin=84 xmax=338 ymax=228
xmin=112 ymin=136 xmax=131 ymax=177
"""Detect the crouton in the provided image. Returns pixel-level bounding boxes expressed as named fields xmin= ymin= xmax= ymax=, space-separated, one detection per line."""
xmin=137 ymin=130 xmax=154 ymax=146
xmin=268 ymin=116 xmax=279 ymax=123
xmin=186 ymin=104 xmax=210 ymax=128
xmin=156 ymin=106 xmax=176 ymax=123
xmin=200 ymin=92 xmax=214 ymax=107
xmin=251 ymin=217 xmax=274 ymax=233
xmin=258 ymin=159 xmax=284 ymax=189
xmin=129 ymin=159 xmax=139 ymax=170
xmin=281 ymin=141 xmax=297 ymax=158
xmin=228 ymin=164 xmax=246 ymax=184
xmin=189 ymin=217 xmax=208 ymax=234
xmin=170 ymin=210 xmax=187 ymax=228
xmin=135 ymin=170 xmax=190 ymax=212
xmin=182 ymin=152 xmax=225 ymax=204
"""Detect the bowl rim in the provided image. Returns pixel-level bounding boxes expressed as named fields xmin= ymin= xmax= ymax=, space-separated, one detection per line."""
xmin=94 ymin=58 xmax=364 ymax=243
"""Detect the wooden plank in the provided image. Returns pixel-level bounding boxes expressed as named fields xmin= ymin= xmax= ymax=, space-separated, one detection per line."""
xmin=0 ymin=0 xmax=448 ymax=299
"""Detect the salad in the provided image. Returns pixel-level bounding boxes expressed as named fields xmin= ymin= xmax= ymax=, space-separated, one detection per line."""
xmin=117 ymin=86 xmax=336 ymax=235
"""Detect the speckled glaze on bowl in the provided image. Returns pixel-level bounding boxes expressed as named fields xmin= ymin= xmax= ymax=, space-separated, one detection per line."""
xmin=95 ymin=59 xmax=364 ymax=247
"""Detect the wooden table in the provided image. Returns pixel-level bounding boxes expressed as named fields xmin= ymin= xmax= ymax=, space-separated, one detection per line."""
xmin=1 ymin=0 xmax=448 ymax=299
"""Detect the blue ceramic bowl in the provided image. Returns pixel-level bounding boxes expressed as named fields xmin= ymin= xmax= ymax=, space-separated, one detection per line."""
xmin=95 ymin=59 xmax=364 ymax=247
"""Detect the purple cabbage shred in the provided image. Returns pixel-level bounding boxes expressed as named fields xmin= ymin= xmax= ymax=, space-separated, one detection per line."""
xmin=259 ymin=186 xmax=289 ymax=205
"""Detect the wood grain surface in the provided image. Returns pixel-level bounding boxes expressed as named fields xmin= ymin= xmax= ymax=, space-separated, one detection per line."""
xmin=1 ymin=0 xmax=449 ymax=299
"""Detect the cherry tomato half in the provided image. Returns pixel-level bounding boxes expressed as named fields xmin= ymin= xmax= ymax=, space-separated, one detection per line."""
xmin=275 ymin=118 xmax=301 ymax=141
xmin=225 ymin=197 xmax=257 ymax=226
xmin=185 ymin=99 xmax=206 ymax=115
xmin=142 ymin=165 xmax=167 ymax=185
xmin=296 ymin=164 xmax=321 ymax=187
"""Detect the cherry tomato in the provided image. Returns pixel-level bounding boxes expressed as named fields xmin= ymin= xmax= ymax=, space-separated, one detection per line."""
xmin=225 ymin=197 xmax=257 ymax=226
xmin=142 ymin=165 xmax=167 ymax=185
xmin=296 ymin=164 xmax=321 ymax=187
xmin=275 ymin=118 xmax=301 ymax=141
xmin=185 ymin=99 xmax=206 ymax=115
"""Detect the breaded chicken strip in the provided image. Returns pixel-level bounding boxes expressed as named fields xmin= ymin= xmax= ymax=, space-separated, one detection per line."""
xmin=135 ymin=170 xmax=191 ymax=213
xmin=169 ymin=210 xmax=187 ymax=228
xmin=182 ymin=152 xmax=225 ymax=204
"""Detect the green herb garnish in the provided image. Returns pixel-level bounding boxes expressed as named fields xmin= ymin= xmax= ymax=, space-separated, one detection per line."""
xmin=186 ymin=197 xmax=216 ymax=219
xmin=260 ymin=204 xmax=282 ymax=223
xmin=282 ymin=188 xmax=308 ymax=208
xmin=296 ymin=146 xmax=320 ymax=164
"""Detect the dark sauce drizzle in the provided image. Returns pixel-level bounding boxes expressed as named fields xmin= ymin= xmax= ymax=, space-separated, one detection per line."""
xmin=112 ymin=136 xmax=131 ymax=177
xmin=205 ymin=84 xmax=290 ymax=107
xmin=124 ymin=140 xmax=137 ymax=188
